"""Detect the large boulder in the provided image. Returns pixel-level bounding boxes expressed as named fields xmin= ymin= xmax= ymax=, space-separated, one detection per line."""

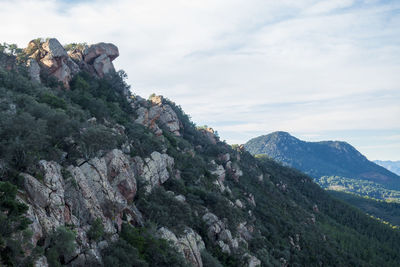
xmin=202 ymin=212 xmax=241 ymax=255
xmin=141 ymin=151 xmax=174 ymax=192
xmin=42 ymin=38 xmax=68 ymax=58
xmin=104 ymin=149 xmax=137 ymax=202
xmin=26 ymin=58 xmax=41 ymax=82
xmin=83 ymin=42 xmax=119 ymax=63
xmin=24 ymin=38 xmax=119 ymax=88
xmin=134 ymin=95 xmax=182 ymax=137
xmin=20 ymin=150 xmax=144 ymax=266
xmin=93 ymin=54 xmax=115 ymax=78
xmin=38 ymin=38 xmax=79 ymax=88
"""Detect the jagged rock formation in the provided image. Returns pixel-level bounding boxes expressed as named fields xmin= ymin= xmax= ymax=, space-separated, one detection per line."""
xmin=19 ymin=149 xmax=157 ymax=265
xmin=25 ymin=38 xmax=119 ymax=88
xmin=134 ymin=151 xmax=175 ymax=193
xmin=3 ymin=39 xmax=400 ymax=267
xmin=199 ymin=127 xmax=219 ymax=144
xmin=133 ymin=95 xmax=182 ymax=136
xmin=158 ymin=227 xmax=205 ymax=267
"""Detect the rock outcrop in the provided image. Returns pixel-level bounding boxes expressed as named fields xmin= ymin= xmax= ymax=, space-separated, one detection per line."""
xmin=133 ymin=151 xmax=174 ymax=192
xmin=25 ymin=38 xmax=119 ymax=87
xmin=158 ymin=227 xmax=205 ymax=267
xmin=202 ymin=212 xmax=238 ymax=254
xmin=20 ymin=149 xmax=147 ymax=265
xmin=199 ymin=127 xmax=219 ymax=144
xmin=134 ymin=95 xmax=182 ymax=137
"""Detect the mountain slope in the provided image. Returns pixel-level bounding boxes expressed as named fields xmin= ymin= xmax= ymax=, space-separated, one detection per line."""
xmin=374 ymin=160 xmax=400 ymax=176
xmin=244 ymin=131 xmax=400 ymax=189
xmin=1 ymin=39 xmax=400 ymax=266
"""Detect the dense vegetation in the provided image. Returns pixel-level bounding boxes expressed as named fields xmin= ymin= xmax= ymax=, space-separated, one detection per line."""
xmin=315 ymin=176 xmax=400 ymax=202
xmin=328 ymin=190 xmax=400 ymax=227
xmin=1 ymin=44 xmax=400 ymax=266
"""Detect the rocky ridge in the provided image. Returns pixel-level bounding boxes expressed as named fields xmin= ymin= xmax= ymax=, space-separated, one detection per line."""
xmin=2 ymin=38 xmax=399 ymax=267
xmin=25 ymin=38 xmax=119 ymax=88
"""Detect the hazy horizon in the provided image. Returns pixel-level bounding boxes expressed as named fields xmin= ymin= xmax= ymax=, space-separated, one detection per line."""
xmin=1 ymin=0 xmax=399 ymax=160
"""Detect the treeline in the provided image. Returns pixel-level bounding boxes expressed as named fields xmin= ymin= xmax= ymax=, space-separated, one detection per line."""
xmin=315 ymin=176 xmax=400 ymax=202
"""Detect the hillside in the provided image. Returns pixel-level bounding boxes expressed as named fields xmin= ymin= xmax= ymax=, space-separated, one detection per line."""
xmin=244 ymin=131 xmax=400 ymax=189
xmin=1 ymin=39 xmax=400 ymax=266
xmin=328 ymin=191 xmax=400 ymax=227
xmin=374 ymin=160 xmax=400 ymax=176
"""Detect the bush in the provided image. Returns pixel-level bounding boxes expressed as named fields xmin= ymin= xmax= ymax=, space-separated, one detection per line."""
xmin=45 ymin=226 xmax=76 ymax=267
xmin=137 ymin=187 xmax=195 ymax=234
xmin=120 ymin=223 xmax=188 ymax=266
xmin=78 ymin=124 xmax=123 ymax=159
xmin=87 ymin=218 xmax=104 ymax=242
xmin=0 ymin=181 xmax=31 ymax=265
xmin=102 ymin=239 xmax=148 ymax=267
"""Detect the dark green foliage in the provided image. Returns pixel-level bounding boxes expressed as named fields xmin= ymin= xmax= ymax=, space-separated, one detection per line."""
xmin=119 ymin=223 xmax=188 ymax=266
xmin=68 ymin=71 xmax=132 ymax=124
xmin=201 ymin=250 xmax=223 ymax=267
xmin=78 ymin=124 xmax=123 ymax=159
xmin=46 ymin=226 xmax=76 ymax=267
xmin=137 ymin=187 xmax=195 ymax=234
xmin=125 ymin=122 xmax=164 ymax=157
xmin=38 ymin=92 xmax=67 ymax=110
xmin=0 ymin=112 xmax=49 ymax=171
xmin=102 ymin=239 xmax=148 ymax=267
xmin=87 ymin=218 xmax=105 ymax=242
xmin=329 ymin=190 xmax=400 ymax=227
xmin=2 ymin=47 xmax=400 ymax=267
xmin=316 ymin=175 xmax=400 ymax=201
xmin=0 ymin=181 xmax=31 ymax=266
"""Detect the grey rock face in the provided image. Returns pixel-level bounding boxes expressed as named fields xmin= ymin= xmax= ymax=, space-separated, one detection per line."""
xmin=134 ymin=95 xmax=182 ymax=137
xmin=24 ymin=38 xmax=119 ymax=88
xmin=19 ymin=149 xmax=146 ymax=266
xmin=104 ymin=149 xmax=137 ymax=202
xmin=142 ymin=151 xmax=174 ymax=192
xmin=93 ymin=53 xmax=115 ymax=78
xmin=83 ymin=42 xmax=119 ymax=63
xmin=42 ymin=38 xmax=68 ymax=58
xmin=243 ymin=253 xmax=261 ymax=267
xmin=158 ymin=227 xmax=205 ymax=267
xmin=27 ymin=58 xmax=41 ymax=82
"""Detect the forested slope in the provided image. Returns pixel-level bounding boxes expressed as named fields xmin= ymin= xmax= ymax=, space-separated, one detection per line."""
xmin=1 ymin=39 xmax=400 ymax=266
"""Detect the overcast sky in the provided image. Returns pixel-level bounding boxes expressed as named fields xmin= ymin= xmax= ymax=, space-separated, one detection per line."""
xmin=1 ymin=0 xmax=399 ymax=160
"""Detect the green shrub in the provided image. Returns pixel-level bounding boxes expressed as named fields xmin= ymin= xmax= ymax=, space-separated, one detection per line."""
xmin=0 ymin=181 xmax=31 ymax=265
xmin=46 ymin=226 xmax=76 ymax=267
xmin=87 ymin=218 xmax=104 ymax=242
xmin=102 ymin=239 xmax=148 ymax=267
xmin=120 ymin=223 xmax=188 ymax=267
xmin=38 ymin=92 xmax=67 ymax=110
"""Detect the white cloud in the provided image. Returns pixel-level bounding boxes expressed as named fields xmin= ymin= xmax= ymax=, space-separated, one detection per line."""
xmin=0 ymin=0 xmax=399 ymax=159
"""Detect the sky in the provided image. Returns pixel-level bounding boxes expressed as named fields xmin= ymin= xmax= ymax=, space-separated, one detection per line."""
xmin=0 ymin=0 xmax=399 ymax=160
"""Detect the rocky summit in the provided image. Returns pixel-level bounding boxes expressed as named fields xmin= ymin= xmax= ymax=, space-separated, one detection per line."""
xmin=25 ymin=38 xmax=119 ymax=88
xmin=1 ymin=39 xmax=400 ymax=267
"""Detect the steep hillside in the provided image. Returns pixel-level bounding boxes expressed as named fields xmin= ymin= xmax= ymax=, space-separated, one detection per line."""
xmin=374 ymin=160 xmax=400 ymax=176
xmin=328 ymin=191 xmax=400 ymax=226
xmin=1 ymin=39 xmax=400 ymax=266
xmin=244 ymin=131 xmax=400 ymax=189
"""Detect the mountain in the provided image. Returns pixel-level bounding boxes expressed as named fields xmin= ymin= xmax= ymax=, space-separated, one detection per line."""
xmin=1 ymin=39 xmax=400 ymax=266
xmin=244 ymin=131 xmax=400 ymax=189
xmin=374 ymin=160 xmax=400 ymax=176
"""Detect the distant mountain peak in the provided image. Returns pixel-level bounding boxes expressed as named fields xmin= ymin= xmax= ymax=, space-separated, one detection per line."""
xmin=244 ymin=132 xmax=400 ymax=188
